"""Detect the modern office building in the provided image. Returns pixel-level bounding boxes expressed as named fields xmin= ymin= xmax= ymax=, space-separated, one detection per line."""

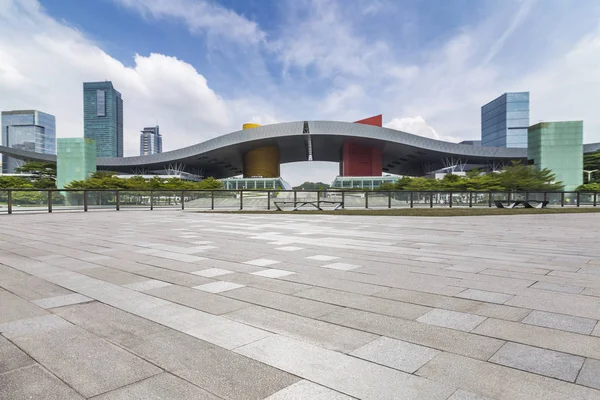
xmin=528 ymin=121 xmax=583 ymax=191
xmin=1 ymin=110 xmax=56 ymax=173
xmin=140 ymin=126 xmax=162 ymax=156
xmin=83 ymin=81 xmax=123 ymax=158
xmin=481 ymin=92 xmax=530 ymax=148
xmin=56 ymin=138 xmax=97 ymax=189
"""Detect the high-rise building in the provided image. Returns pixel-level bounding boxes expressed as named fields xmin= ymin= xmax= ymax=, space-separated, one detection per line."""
xmin=528 ymin=121 xmax=583 ymax=191
xmin=83 ymin=81 xmax=123 ymax=157
xmin=139 ymin=126 xmax=162 ymax=155
xmin=481 ymin=92 xmax=530 ymax=148
xmin=56 ymin=138 xmax=97 ymax=190
xmin=1 ymin=110 xmax=56 ymax=173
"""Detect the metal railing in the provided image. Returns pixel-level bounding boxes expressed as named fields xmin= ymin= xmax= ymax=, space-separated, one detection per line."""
xmin=0 ymin=189 xmax=597 ymax=214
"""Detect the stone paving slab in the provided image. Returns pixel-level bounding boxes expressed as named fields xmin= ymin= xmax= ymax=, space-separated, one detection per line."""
xmin=488 ymin=342 xmax=585 ymax=382
xmin=1 ymin=211 xmax=600 ymax=399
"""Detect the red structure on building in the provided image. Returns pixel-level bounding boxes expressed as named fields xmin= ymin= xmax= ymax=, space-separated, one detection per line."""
xmin=339 ymin=115 xmax=384 ymax=176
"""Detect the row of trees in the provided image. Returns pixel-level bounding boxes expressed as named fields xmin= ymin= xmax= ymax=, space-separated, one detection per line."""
xmin=380 ymin=163 xmax=565 ymax=192
xmin=65 ymin=172 xmax=223 ymax=190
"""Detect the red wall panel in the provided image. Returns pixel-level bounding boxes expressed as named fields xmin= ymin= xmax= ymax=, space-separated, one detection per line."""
xmin=341 ymin=142 xmax=382 ymax=176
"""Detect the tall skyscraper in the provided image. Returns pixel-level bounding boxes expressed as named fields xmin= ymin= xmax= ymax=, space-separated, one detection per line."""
xmin=481 ymin=92 xmax=530 ymax=148
xmin=83 ymin=81 xmax=123 ymax=157
xmin=1 ymin=110 xmax=56 ymax=173
xmin=139 ymin=126 xmax=162 ymax=155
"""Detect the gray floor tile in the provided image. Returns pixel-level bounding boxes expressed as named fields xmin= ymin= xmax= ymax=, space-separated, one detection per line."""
xmin=123 ymin=279 xmax=172 ymax=291
xmin=145 ymin=284 xmax=249 ymax=314
xmin=0 ymin=275 xmax=73 ymax=300
xmin=0 ymin=365 xmax=85 ymax=400
xmin=32 ymin=293 xmax=92 ymax=309
xmin=531 ymin=281 xmax=584 ymax=294
xmin=236 ymin=335 xmax=455 ymax=400
xmin=0 ymin=335 xmax=35 ymax=374
xmin=447 ymin=389 xmax=493 ymax=400
xmin=127 ymin=329 xmax=300 ymax=400
xmin=251 ymin=269 xmax=296 ymax=278
xmin=455 ymin=289 xmax=513 ymax=304
xmin=417 ymin=309 xmax=486 ymax=332
xmin=522 ymin=310 xmax=597 ymax=335
xmin=244 ymin=258 xmax=281 ymax=266
xmin=13 ymin=325 xmax=162 ymax=397
xmin=306 ymin=255 xmax=340 ymax=261
xmin=350 ymin=336 xmax=440 ymax=373
xmin=192 ymin=267 xmax=234 ymax=277
xmin=0 ymin=314 xmax=72 ymax=339
xmin=576 ymin=358 xmax=600 ymax=390
xmin=318 ymin=262 xmax=361 ymax=271
xmin=79 ymin=266 xmax=149 ymax=285
xmin=225 ymin=305 xmax=378 ymax=352
xmin=52 ymin=302 xmax=168 ymax=348
xmin=0 ymin=288 xmax=48 ymax=324
xmin=90 ymin=372 xmax=220 ymax=399
xmin=489 ymin=342 xmax=585 ymax=382
xmin=193 ymin=281 xmax=246 ymax=293
xmin=265 ymin=380 xmax=352 ymax=399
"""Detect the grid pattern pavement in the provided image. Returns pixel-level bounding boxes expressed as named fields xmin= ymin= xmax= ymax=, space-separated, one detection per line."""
xmin=1 ymin=211 xmax=600 ymax=399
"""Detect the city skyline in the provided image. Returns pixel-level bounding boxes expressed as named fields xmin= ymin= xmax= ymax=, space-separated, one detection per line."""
xmin=140 ymin=125 xmax=162 ymax=156
xmin=1 ymin=0 xmax=600 ymax=185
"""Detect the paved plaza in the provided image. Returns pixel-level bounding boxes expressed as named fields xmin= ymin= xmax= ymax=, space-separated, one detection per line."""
xmin=1 ymin=211 xmax=600 ymax=399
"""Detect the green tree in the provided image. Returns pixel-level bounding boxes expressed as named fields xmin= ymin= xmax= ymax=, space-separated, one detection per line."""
xmin=497 ymin=162 xmax=563 ymax=191
xmin=576 ymin=183 xmax=600 ymax=192
xmin=583 ymin=151 xmax=600 ymax=183
xmin=14 ymin=161 xmax=57 ymax=188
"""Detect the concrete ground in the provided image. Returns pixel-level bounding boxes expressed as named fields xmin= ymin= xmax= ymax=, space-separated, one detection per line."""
xmin=1 ymin=211 xmax=600 ymax=400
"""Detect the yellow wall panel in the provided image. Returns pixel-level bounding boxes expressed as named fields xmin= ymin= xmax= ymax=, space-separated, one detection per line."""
xmin=243 ymin=146 xmax=280 ymax=178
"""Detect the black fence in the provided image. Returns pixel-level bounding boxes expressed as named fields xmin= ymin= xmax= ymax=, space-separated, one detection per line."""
xmin=0 ymin=189 xmax=598 ymax=214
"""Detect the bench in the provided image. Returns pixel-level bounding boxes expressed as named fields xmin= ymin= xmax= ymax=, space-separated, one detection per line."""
xmin=494 ymin=200 xmax=549 ymax=209
xmin=274 ymin=200 xmax=344 ymax=211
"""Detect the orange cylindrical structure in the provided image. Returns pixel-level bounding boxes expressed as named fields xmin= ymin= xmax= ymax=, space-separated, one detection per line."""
xmin=243 ymin=146 xmax=280 ymax=178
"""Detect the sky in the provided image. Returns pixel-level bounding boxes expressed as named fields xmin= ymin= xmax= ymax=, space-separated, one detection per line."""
xmin=1 ymin=0 xmax=600 ymax=186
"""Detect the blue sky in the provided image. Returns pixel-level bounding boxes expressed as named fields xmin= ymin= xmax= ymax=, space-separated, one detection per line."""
xmin=2 ymin=0 xmax=600 ymax=184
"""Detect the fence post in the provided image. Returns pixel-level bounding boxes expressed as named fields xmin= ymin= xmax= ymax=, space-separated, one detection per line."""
xmin=7 ymin=190 xmax=12 ymax=214
xmin=211 ymin=191 xmax=214 ymax=210
xmin=507 ymin=191 xmax=512 ymax=203
xmin=409 ymin=191 xmax=413 ymax=208
xmin=150 ymin=191 xmax=154 ymax=210
xmin=341 ymin=191 xmax=345 ymax=209
xmin=180 ymin=191 xmax=184 ymax=210
xmin=317 ymin=191 xmax=321 ymax=208
xmin=47 ymin=190 xmax=52 ymax=213
xmin=365 ymin=191 xmax=369 ymax=209
xmin=239 ymin=190 xmax=243 ymax=210
xmin=594 ymin=192 xmax=597 ymax=207
xmin=430 ymin=192 xmax=434 ymax=208
xmin=544 ymin=192 xmax=548 ymax=203
xmin=449 ymin=192 xmax=453 ymax=208
xmin=488 ymin=192 xmax=492 ymax=208
xmin=469 ymin=191 xmax=473 ymax=208
xmin=294 ymin=191 xmax=297 ymax=208
xmin=267 ymin=191 xmax=271 ymax=210
xmin=561 ymin=192 xmax=565 ymax=207
xmin=116 ymin=190 xmax=120 ymax=211
xmin=576 ymin=192 xmax=581 ymax=207
xmin=83 ymin=190 xmax=88 ymax=212
xmin=388 ymin=191 xmax=391 ymax=208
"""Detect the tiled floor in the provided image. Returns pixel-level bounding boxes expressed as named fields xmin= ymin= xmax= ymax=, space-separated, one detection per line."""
xmin=1 ymin=211 xmax=600 ymax=399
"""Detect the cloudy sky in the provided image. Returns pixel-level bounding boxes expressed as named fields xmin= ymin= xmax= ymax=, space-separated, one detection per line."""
xmin=1 ymin=0 xmax=600 ymax=185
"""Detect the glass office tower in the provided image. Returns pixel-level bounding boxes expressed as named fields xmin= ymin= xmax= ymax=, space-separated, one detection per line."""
xmin=481 ymin=92 xmax=530 ymax=148
xmin=1 ymin=110 xmax=56 ymax=173
xmin=140 ymin=126 xmax=162 ymax=155
xmin=528 ymin=121 xmax=583 ymax=191
xmin=83 ymin=81 xmax=123 ymax=157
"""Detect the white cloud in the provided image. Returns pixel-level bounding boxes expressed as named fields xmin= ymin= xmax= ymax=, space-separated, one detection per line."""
xmin=385 ymin=116 xmax=461 ymax=143
xmin=113 ymin=0 xmax=266 ymax=45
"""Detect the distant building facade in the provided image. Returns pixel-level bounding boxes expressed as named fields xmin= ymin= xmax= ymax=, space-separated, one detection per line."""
xmin=1 ymin=110 xmax=56 ymax=173
xmin=481 ymin=92 xmax=529 ymax=148
xmin=83 ymin=81 xmax=123 ymax=157
xmin=528 ymin=121 xmax=583 ymax=191
xmin=140 ymin=126 xmax=162 ymax=155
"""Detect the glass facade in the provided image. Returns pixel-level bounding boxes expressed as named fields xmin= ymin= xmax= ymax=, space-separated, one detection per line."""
xmin=83 ymin=81 xmax=123 ymax=157
xmin=1 ymin=110 xmax=56 ymax=173
xmin=56 ymin=138 xmax=97 ymax=189
xmin=140 ymin=126 xmax=162 ymax=155
xmin=528 ymin=121 xmax=583 ymax=191
xmin=222 ymin=177 xmax=291 ymax=190
xmin=331 ymin=176 xmax=400 ymax=189
xmin=481 ymin=92 xmax=529 ymax=148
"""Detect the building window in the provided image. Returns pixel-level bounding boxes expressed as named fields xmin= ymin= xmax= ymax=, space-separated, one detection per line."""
xmin=96 ymin=90 xmax=106 ymax=117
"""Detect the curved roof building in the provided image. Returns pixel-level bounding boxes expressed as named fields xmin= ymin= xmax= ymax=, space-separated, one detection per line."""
xmin=0 ymin=118 xmax=598 ymax=178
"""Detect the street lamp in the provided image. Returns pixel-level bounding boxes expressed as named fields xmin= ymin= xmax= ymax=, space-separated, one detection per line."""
xmin=583 ymin=170 xmax=598 ymax=183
